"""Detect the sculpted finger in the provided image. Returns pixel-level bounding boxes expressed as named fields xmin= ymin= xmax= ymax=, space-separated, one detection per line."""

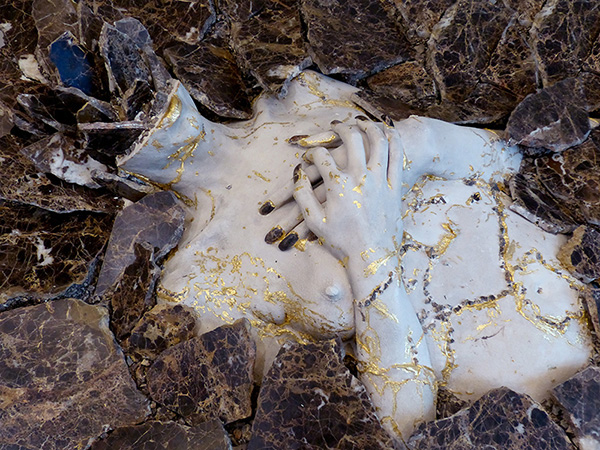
xmin=332 ymin=122 xmax=367 ymax=177
xmin=356 ymin=117 xmax=388 ymax=177
xmin=293 ymin=165 xmax=326 ymax=235
xmin=289 ymin=131 xmax=341 ymax=148
xmin=385 ymin=124 xmax=403 ymax=189
xmin=306 ymin=146 xmax=343 ymax=192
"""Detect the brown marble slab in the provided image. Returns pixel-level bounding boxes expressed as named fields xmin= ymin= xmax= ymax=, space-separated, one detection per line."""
xmin=506 ymin=77 xmax=591 ymax=152
xmin=552 ymin=365 xmax=600 ymax=449
xmin=389 ymin=0 xmax=455 ymax=44
xmin=95 ymin=190 xmax=185 ymax=297
xmin=230 ymin=0 xmax=311 ymax=95
xmin=164 ymin=42 xmax=253 ymax=119
xmin=90 ymin=419 xmax=233 ymax=450
xmin=0 ymin=298 xmax=149 ymax=449
xmin=126 ymin=303 xmax=196 ymax=360
xmin=427 ymin=0 xmax=512 ymax=103
xmin=0 ymin=200 xmax=113 ymax=307
xmin=301 ymin=0 xmax=412 ymax=83
xmin=531 ymin=0 xmax=600 ymax=87
xmin=248 ymin=339 xmax=396 ymax=450
xmin=558 ymin=226 xmax=600 ymax=283
xmin=147 ymin=319 xmax=256 ymax=425
xmin=407 ymin=387 xmax=574 ymax=449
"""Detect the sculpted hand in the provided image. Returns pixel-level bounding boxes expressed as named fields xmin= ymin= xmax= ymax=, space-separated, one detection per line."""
xmin=293 ymin=117 xmax=404 ymax=264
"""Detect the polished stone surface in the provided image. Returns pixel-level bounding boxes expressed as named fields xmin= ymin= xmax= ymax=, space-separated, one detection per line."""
xmin=126 ymin=303 xmax=197 ymax=360
xmin=407 ymin=387 xmax=574 ymax=449
xmin=90 ymin=419 xmax=232 ymax=450
xmin=147 ymin=319 xmax=255 ymax=425
xmin=248 ymin=339 xmax=396 ymax=450
xmin=0 ymin=298 xmax=149 ymax=449
xmin=301 ymin=0 xmax=412 ymax=83
xmin=552 ymin=365 xmax=600 ymax=450
xmin=506 ymin=78 xmax=591 ymax=152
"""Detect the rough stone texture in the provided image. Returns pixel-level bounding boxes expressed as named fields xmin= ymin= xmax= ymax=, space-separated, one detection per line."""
xmin=230 ymin=0 xmax=311 ymax=95
xmin=126 ymin=303 xmax=197 ymax=359
xmin=390 ymin=0 xmax=455 ymax=44
xmin=584 ymin=287 xmax=600 ymax=342
xmin=435 ymin=388 xmax=468 ymax=420
xmin=164 ymin=42 xmax=253 ymax=119
xmin=247 ymin=339 xmax=396 ymax=450
xmin=531 ymin=0 xmax=600 ymax=88
xmin=552 ymin=366 xmax=600 ymax=449
xmin=366 ymin=61 xmax=437 ymax=110
xmin=0 ymin=200 xmax=113 ymax=307
xmin=90 ymin=419 xmax=232 ymax=450
xmin=0 ymin=298 xmax=149 ymax=449
xmin=532 ymin=129 xmax=600 ymax=226
xmin=147 ymin=319 xmax=255 ymax=425
xmin=506 ymin=77 xmax=591 ymax=152
xmin=301 ymin=0 xmax=413 ymax=83
xmin=427 ymin=0 xmax=513 ymax=103
xmin=558 ymin=226 xmax=600 ymax=283
xmin=407 ymin=387 xmax=574 ymax=449
xmin=95 ymin=190 xmax=185 ymax=297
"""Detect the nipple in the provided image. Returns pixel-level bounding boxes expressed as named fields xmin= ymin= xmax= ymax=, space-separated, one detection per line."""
xmin=325 ymin=285 xmax=341 ymax=301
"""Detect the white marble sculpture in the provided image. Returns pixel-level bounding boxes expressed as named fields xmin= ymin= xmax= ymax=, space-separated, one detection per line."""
xmin=118 ymin=71 xmax=592 ymax=442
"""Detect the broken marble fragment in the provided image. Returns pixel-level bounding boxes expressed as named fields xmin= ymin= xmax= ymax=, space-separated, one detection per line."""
xmin=49 ymin=32 xmax=95 ymax=95
xmin=147 ymin=319 xmax=255 ymax=425
xmin=389 ymin=0 xmax=455 ymax=44
xmin=435 ymin=388 xmax=468 ymax=421
xmin=217 ymin=0 xmax=266 ymax=22
xmin=0 ymin=298 xmax=149 ymax=449
xmin=109 ymin=242 xmax=160 ymax=340
xmin=247 ymin=339 xmax=396 ymax=450
xmin=558 ymin=226 xmax=600 ymax=283
xmin=0 ymin=200 xmax=113 ymax=306
xmin=407 ymin=387 xmax=574 ymax=449
xmin=90 ymin=419 xmax=232 ymax=450
xmin=164 ymin=42 xmax=253 ymax=119
xmin=230 ymin=0 xmax=311 ymax=95
xmin=126 ymin=303 xmax=196 ymax=359
xmin=55 ymin=86 xmax=118 ymax=123
xmin=95 ymin=190 xmax=185 ymax=297
xmin=531 ymin=0 xmax=600 ymax=87
xmin=427 ymin=0 xmax=512 ymax=103
xmin=552 ymin=366 xmax=600 ymax=450
xmin=0 ymin=134 xmax=118 ymax=213
xmin=79 ymin=121 xmax=146 ymax=162
xmin=352 ymin=89 xmax=420 ymax=122
xmin=301 ymin=0 xmax=412 ymax=83
xmin=506 ymin=77 xmax=591 ymax=152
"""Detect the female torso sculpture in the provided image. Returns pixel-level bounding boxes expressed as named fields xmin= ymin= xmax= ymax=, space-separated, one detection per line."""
xmin=119 ymin=71 xmax=592 ymax=441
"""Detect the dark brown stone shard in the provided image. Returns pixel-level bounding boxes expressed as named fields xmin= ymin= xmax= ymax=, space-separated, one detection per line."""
xmin=0 ymin=298 xmax=149 ymax=450
xmin=506 ymin=78 xmax=591 ymax=152
xmin=0 ymin=134 xmax=118 ymax=213
xmin=126 ymin=303 xmax=196 ymax=359
xmin=230 ymin=0 xmax=311 ymax=95
xmin=407 ymin=387 xmax=573 ymax=449
xmin=147 ymin=319 xmax=256 ymax=425
xmin=352 ymin=89 xmax=421 ymax=122
xmin=580 ymin=72 xmax=600 ymax=113
xmin=552 ymin=365 xmax=600 ymax=449
xmin=164 ymin=42 xmax=253 ymax=119
xmin=531 ymin=0 xmax=600 ymax=88
xmin=366 ymin=61 xmax=437 ymax=110
xmin=78 ymin=121 xmax=146 ymax=161
xmin=247 ymin=339 xmax=396 ymax=450
xmin=95 ymin=190 xmax=185 ymax=297
xmin=301 ymin=0 xmax=412 ymax=83
xmin=427 ymin=0 xmax=513 ymax=103
xmin=90 ymin=419 xmax=232 ymax=450
xmin=218 ymin=0 xmax=267 ymax=22
xmin=389 ymin=0 xmax=455 ymax=44
xmin=0 ymin=200 xmax=113 ymax=306
xmin=557 ymin=226 xmax=600 ymax=283
xmin=532 ymin=129 xmax=600 ymax=226
xmin=435 ymin=387 xmax=468 ymax=420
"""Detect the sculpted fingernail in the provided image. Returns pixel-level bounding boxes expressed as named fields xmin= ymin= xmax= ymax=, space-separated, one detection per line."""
xmin=265 ymin=226 xmax=285 ymax=244
xmin=259 ymin=201 xmax=275 ymax=215
xmin=355 ymin=115 xmax=368 ymax=121
xmin=278 ymin=231 xmax=299 ymax=251
xmin=382 ymin=114 xmax=394 ymax=127
xmin=330 ymin=120 xmax=342 ymax=126
xmin=288 ymin=134 xmax=309 ymax=144
xmin=307 ymin=231 xmax=319 ymax=241
xmin=293 ymin=164 xmax=302 ymax=183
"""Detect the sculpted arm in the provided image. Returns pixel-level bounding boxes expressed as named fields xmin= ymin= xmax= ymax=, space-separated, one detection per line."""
xmin=293 ymin=119 xmax=436 ymax=441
